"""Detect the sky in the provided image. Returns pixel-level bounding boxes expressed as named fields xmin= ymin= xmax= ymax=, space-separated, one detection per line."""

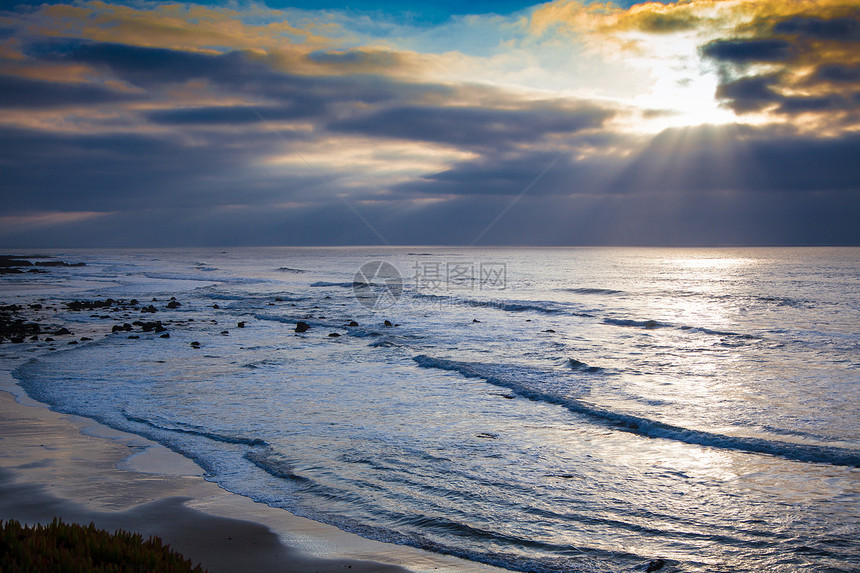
xmin=1 ymin=0 xmax=859 ymax=247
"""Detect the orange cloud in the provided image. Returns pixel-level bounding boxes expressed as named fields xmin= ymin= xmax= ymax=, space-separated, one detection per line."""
xmin=530 ymin=0 xmax=860 ymax=132
xmin=21 ymin=1 xmax=334 ymax=54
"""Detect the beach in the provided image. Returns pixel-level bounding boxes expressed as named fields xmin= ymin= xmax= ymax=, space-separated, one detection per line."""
xmin=1 ymin=247 xmax=858 ymax=572
xmin=0 ymin=373 xmax=504 ymax=573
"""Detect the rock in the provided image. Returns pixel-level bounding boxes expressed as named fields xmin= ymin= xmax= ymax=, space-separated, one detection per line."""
xmin=190 ymin=341 xmax=200 ymax=348
xmin=154 ymin=324 xmax=166 ymax=333
xmin=166 ymin=300 xmax=181 ymax=309
xmin=54 ymin=327 xmax=72 ymax=336
xmin=160 ymin=333 xmax=170 ymax=338
xmin=68 ymin=340 xmax=78 ymax=344
xmin=129 ymin=299 xmax=138 ymax=306
xmin=544 ymin=329 xmax=556 ymax=333
xmin=221 ymin=330 xmax=229 ymax=335
xmin=384 ymin=320 xmax=393 ymax=327
xmin=295 ymin=321 xmax=310 ymax=333
xmin=646 ymin=559 xmax=666 ymax=572
xmin=328 ymin=332 xmax=341 ymax=337
xmin=80 ymin=337 xmax=92 ymax=341
xmin=11 ymin=337 xmax=24 ymax=343
xmin=472 ymin=319 xmax=481 ymax=323
xmin=644 ymin=320 xmax=659 ymax=329
xmin=44 ymin=337 xmax=54 ymax=342
xmin=0 ymin=256 xmax=32 ymax=267
xmin=66 ymin=299 xmax=115 ymax=311
xmin=213 ymin=304 xmax=220 ymax=309
xmin=128 ymin=335 xmax=139 ymax=339
xmin=35 ymin=261 xmax=85 ymax=267
xmin=348 ymin=321 xmax=359 ymax=327
xmin=29 ymin=336 xmax=39 ymax=341
xmin=237 ymin=321 xmax=245 ymax=328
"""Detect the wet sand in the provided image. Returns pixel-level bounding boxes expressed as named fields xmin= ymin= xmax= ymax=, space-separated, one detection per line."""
xmin=0 ymin=381 xmax=507 ymax=573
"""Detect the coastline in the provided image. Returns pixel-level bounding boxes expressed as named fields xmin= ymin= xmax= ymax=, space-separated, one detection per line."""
xmin=0 ymin=371 xmax=507 ymax=573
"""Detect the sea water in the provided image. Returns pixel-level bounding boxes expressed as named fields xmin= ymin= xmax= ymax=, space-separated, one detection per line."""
xmin=5 ymin=247 xmax=860 ymax=572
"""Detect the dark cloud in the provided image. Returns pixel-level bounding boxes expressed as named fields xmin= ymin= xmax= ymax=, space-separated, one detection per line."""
xmin=0 ymin=126 xmax=323 ymax=213
xmin=37 ymin=40 xmax=249 ymax=85
xmin=700 ymin=39 xmax=793 ymax=64
xmin=613 ymin=125 xmax=860 ymax=194
xmin=0 ymin=73 xmax=134 ymax=108
xmin=393 ymin=123 xmax=860 ymax=201
xmin=715 ymin=74 xmax=781 ymax=113
xmin=701 ymin=8 xmax=860 ymax=121
xmin=2 ymin=27 xmax=857 ymax=248
xmin=145 ymin=104 xmax=320 ymax=126
xmin=811 ymin=63 xmax=860 ymax=84
xmin=777 ymin=94 xmax=848 ymax=113
xmin=328 ymin=103 xmax=613 ymax=150
xmin=773 ymin=15 xmax=860 ymax=41
xmin=715 ymin=74 xmax=858 ymax=115
xmin=306 ymin=49 xmax=405 ymax=70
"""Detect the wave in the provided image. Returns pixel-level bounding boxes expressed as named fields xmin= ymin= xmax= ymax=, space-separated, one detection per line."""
xmin=604 ymin=317 xmax=761 ymax=340
xmin=308 ymin=281 xmax=374 ymax=288
xmin=142 ymin=272 xmax=267 ymax=285
xmin=276 ymin=267 xmax=308 ymax=273
xmin=567 ymin=358 xmax=603 ymax=373
xmin=244 ymin=448 xmax=312 ymax=484
xmin=413 ymin=355 xmax=860 ymax=468
xmin=603 ymin=318 xmax=668 ymax=329
xmin=562 ymin=288 xmax=624 ymax=295
xmin=122 ymin=410 xmax=268 ymax=447
xmin=412 ymin=293 xmax=592 ymax=317
xmin=681 ymin=326 xmax=760 ymax=339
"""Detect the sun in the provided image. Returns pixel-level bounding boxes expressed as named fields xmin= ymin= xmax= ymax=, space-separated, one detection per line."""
xmin=617 ymin=30 xmax=739 ymax=132
xmin=636 ymin=67 xmax=737 ymax=131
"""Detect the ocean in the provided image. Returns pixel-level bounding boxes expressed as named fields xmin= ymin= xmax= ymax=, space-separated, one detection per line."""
xmin=4 ymin=246 xmax=860 ymax=571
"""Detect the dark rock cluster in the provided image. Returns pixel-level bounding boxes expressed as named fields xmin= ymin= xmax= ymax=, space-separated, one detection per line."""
xmin=0 ymin=255 xmax=86 ymax=274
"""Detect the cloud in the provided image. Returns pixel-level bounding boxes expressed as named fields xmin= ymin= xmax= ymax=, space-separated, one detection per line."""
xmin=529 ymin=0 xmax=860 ymax=131
xmin=693 ymin=3 xmax=860 ymax=128
xmin=773 ymin=15 xmax=860 ymax=41
xmin=714 ymin=74 xmax=782 ymax=113
xmin=0 ymin=72 xmax=133 ymax=107
xmin=0 ymin=0 xmax=858 ymax=247
xmin=327 ymin=102 xmax=614 ymax=151
xmin=700 ymin=39 xmax=794 ymax=64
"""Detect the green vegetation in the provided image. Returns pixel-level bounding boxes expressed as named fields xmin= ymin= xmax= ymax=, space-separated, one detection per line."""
xmin=0 ymin=518 xmax=207 ymax=573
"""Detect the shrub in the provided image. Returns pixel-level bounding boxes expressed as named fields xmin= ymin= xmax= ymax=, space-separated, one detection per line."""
xmin=0 ymin=518 xmax=207 ymax=573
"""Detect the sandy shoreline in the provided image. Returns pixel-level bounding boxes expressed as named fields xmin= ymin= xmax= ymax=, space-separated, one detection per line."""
xmin=0 ymin=370 xmax=507 ymax=573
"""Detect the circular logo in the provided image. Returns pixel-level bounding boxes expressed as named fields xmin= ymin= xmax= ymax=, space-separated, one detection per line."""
xmin=353 ymin=261 xmax=402 ymax=310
